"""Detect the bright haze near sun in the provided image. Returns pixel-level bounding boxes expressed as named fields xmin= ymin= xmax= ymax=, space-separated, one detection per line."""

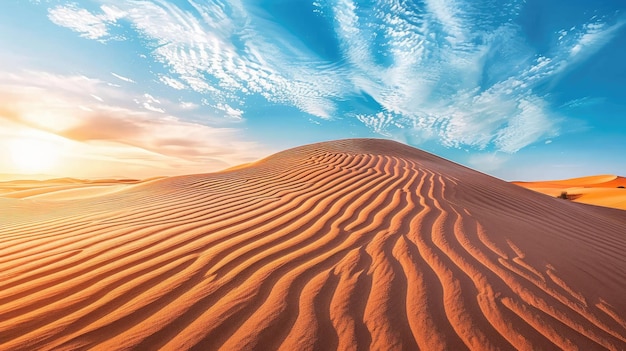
xmin=0 ymin=0 xmax=624 ymax=180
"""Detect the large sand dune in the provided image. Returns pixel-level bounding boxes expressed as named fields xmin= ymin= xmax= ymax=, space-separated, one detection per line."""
xmin=1 ymin=139 xmax=626 ymax=350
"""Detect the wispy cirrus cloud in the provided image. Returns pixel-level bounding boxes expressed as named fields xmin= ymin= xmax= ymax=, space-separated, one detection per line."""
xmin=323 ymin=0 xmax=550 ymax=152
xmin=111 ymin=72 xmax=135 ymax=84
xmin=44 ymin=0 xmax=624 ymax=155
xmin=48 ymin=3 xmax=125 ymax=40
xmin=559 ymin=17 xmax=626 ymax=71
xmin=324 ymin=0 xmax=618 ymax=152
xmin=47 ymin=0 xmax=346 ymax=119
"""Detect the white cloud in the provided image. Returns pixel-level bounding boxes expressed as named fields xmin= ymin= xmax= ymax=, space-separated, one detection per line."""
xmin=494 ymin=98 xmax=557 ymax=153
xmin=561 ymin=96 xmax=606 ymax=109
xmin=326 ymin=0 xmax=543 ymax=151
xmin=143 ymin=94 xmax=161 ymax=105
xmin=180 ymin=101 xmax=199 ymax=110
xmin=42 ymin=0 xmax=624 ymax=154
xmin=356 ymin=112 xmax=405 ymax=137
xmin=48 ymin=4 xmax=124 ymax=40
xmin=111 ymin=72 xmax=135 ymax=83
xmin=160 ymin=75 xmax=186 ymax=90
xmin=564 ymin=18 xmax=626 ymax=68
xmin=424 ymin=0 xmax=465 ymax=43
xmin=215 ymin=103 xmax=243 ymax=120
xmin=324 ymin=0 xmax=620 ymax=153
xmin=133 ymin=93 xmax=165 ymax=113
xmin=142 ymin=103 xmax=164 ymax=113
xmin=85 ymin=0 xmax=343 ymax=119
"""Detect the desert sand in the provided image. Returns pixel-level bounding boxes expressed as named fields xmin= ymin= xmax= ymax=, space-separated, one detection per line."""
xmin=0 ymin=178 xmax=153 ymax=201
xmin=513 ymin=175 xmax=626 ymax=210
xmin=1 ymin=139 xmax=626 ymax=350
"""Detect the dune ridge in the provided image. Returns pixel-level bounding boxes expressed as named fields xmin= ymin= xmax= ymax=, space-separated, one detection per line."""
xmin=1 ymin=138 xmax=626 ymax=350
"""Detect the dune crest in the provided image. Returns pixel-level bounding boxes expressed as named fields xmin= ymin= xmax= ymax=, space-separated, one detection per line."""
xmin=1 ymin=139 xmax=626 ymax=350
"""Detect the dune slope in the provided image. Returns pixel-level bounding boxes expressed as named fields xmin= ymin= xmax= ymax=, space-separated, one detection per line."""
xmin=1 ymin=139 xmax=626 ymax=350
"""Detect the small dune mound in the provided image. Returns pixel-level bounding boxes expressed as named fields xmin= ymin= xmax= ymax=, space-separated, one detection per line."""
xmin=514 ymin=174 xmax=626 ymax=210
xmin=1 ymin=138 xmax=626 ymax=350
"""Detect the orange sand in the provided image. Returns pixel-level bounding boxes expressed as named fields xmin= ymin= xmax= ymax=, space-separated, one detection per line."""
xmin=513 ymin=175 xmax=626 ymax=210
xmin=1 ymin=139 xmax=625 ymax=350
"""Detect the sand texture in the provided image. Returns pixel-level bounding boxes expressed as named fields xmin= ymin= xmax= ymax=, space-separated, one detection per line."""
xmin=1 ymin=139 xmax=626 ymax=350
xmin=513 ymin=175 xmax=626 ymax=210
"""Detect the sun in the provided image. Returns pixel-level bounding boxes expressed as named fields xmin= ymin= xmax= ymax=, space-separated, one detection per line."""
xmin=9 ymin=137 xmax=60 ymax=174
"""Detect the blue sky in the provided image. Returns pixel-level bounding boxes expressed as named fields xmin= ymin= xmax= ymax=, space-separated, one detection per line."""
xmin=0 ymin=0 xmax=625 ymax=180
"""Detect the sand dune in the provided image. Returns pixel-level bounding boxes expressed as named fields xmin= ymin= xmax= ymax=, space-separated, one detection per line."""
xmin=514 ymin=175 xmax=626 ymax=210
xmin=1 ymin=139 xmax=626 ymax=350
xmin=0 ymin=178 xmax=162 ymax=201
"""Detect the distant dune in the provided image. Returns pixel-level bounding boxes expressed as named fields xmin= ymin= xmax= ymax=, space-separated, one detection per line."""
xmin=1 ymin=139 xmax=626 ymax=350
xmin=0 ymin=178 xmax=157 ymax=201
xmin=513 ymin=175 xmax=626 ymax=210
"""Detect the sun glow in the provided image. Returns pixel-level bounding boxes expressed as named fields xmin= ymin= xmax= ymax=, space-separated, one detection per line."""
xmin=9 ymin=137 xmax=60 ymax=174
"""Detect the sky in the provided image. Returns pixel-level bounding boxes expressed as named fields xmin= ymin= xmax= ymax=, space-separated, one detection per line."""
xmin=0 ymin=0 xmax=625 ymax=180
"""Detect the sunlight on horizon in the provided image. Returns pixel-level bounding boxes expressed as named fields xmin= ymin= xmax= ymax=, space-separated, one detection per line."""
xmin=9 ymin=138 xmax=57 ymax=173
xmin=0 ymin=124 xmax=241 ymax=180
xmin=7 ymin=130 xmax=63 ymax=175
